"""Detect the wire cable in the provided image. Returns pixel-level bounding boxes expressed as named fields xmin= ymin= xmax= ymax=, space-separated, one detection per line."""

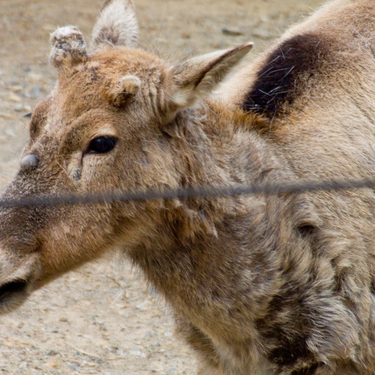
xmin=0 ymin=176 xmax=374 ymax=209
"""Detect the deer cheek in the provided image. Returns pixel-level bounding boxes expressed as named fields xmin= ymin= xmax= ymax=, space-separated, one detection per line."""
xmin=67 ymin=153 xmax=83 ymax=184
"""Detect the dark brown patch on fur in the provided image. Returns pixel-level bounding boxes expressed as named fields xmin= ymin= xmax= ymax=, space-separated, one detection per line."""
xmin=291 ymin=363 xmax=320 ymax=375
xmin=297 ymin=224 xmax=317 ymax=238
xmin=268 ymin=338 xmax=311 ymax=367
xmin=370 ymin=279 xmax=375 ymax=295
xmin=256 ymin=285 xmax=316 ymax=369
xmin=242 ymin=33 xmax=331 ymax=117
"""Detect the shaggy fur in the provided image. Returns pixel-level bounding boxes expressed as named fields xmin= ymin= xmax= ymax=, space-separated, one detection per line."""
xmin=1 ymin=0 xmax=375 ymax=374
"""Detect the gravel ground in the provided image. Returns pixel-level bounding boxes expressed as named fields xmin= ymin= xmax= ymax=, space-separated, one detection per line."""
xmin=0 ymin=0 xmax=323 ymax=373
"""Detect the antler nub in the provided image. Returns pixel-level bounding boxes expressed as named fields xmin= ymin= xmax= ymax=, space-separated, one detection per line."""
xmin=108 ymin=75 xmax=142 ymax=107
xmin=50 ymin=26 xmax=87 ymax=69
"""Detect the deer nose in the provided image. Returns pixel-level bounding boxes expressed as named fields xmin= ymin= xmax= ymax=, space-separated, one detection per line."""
xmin=20 ymin=155 xmax=39 ymax=171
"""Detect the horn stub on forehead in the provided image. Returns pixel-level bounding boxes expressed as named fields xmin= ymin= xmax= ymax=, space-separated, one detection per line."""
xmin=50 ymin=26 xmax=88 ymax=69
xmin=106 ymin=75 xmax=142 ymax=107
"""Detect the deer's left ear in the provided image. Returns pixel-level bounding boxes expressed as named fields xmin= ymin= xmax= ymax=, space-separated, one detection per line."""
xmin=89 ymin=0 xmax=138 ymax=53
xmin=161 ymin=43 xmax=253 ymax=137
xmin=170 ymin=43 xmax=253 ymax=110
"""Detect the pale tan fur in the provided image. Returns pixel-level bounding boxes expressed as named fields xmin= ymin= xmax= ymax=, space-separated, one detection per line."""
xmin=0 ymin=1 xmax=375 ymax=374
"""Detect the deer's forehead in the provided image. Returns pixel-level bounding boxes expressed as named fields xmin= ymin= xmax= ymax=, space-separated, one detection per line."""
xmin=60 ymin=48 xmax=169 ymax=88
xmin=54 ymin=55 xmax=170 ymax=114
xmin=31 ymin=49 xmax=170 ymax=139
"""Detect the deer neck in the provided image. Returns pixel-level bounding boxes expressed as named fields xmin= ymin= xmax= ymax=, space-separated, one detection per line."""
xmin=125 ymin=101 xmax=288 ymax=314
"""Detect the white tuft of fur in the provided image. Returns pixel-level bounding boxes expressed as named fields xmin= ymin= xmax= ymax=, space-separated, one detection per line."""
xmin=89 ymin=0 xmax=138 ymax=52
xmin=108 ymin=74 xmax=142 ymax=107
xmin=118 ymin=75 xmax=142 ymax=96
xmin=49 ymin=26 xmax=87 ymax=68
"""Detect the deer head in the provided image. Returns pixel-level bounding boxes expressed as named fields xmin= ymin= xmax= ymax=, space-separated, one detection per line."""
xmin=0 ymin=0 xmax=252 ymax=313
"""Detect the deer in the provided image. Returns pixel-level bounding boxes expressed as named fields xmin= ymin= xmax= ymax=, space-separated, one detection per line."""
xmin=1 ymin=0 xmax=375 ymax=373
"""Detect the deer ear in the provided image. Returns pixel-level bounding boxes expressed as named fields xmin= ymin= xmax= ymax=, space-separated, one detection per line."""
xmin=161 ymin=43 xmax=253 ymax=137
xmin=50 ymin=26 xmax=88 ymax=69
xmin=89 ymin=0 xmax=138 ymax=53
xmin=170 ymin=43 xmax=253 ymax=110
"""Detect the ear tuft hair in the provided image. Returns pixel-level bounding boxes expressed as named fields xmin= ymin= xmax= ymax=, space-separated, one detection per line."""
xmin=89 ymin=0 xmax=138 ymax=53
xmin=170 ymin=43 xmax=253 ymax=111
xmin=50 ymin=26 xmax=87 ymax=69
xmin=159 ymin=43 xmax=253 ymax=137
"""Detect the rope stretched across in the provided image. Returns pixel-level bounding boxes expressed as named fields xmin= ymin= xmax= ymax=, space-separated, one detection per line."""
xmin=0 ymin=177 xmax=374 ymax=208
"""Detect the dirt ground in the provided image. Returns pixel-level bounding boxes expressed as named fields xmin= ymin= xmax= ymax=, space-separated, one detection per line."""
xmin=0 ymin=0 xmax=323 ymax=374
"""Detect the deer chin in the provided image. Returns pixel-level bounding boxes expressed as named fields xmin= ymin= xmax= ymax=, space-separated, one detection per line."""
xmin=0 ymin=253 xmax=41 ymax=314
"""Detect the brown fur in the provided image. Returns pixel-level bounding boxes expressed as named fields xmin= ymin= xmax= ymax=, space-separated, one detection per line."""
xmin=1 ymin=0 xmax=375 ymax=374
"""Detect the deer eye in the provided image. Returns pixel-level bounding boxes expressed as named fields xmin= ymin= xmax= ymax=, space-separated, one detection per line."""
xmin=87 ymin=136 xmax=117 ymax=154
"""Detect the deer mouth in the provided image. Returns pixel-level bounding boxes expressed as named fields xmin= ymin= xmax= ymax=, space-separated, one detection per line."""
xmin=0 ymin=278 xmax=31 ymax=313
xmin=0 ymin=276 xmax=34 ymax=314
xmin=0 ymin=252 xmax=40 ymax=314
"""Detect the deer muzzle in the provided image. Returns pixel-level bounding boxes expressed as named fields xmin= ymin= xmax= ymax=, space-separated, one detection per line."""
xmin=0 ymin=251 xmax=40 ymax=314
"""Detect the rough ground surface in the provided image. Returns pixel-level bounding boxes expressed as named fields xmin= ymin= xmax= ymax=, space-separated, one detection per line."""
xmin=0 ymin=0 xmax=323 ymax=373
